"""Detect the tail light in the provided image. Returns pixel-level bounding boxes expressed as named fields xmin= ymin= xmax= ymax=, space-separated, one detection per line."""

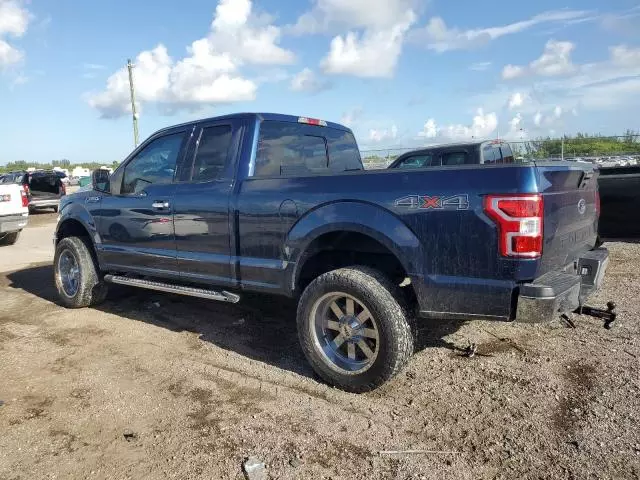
xmin=23 ymin=183 xmax=30 ymax=196
xmin=60 ymin=182 xmax=67 ymax=196
xmin=484 ymin=194 xmax=544 ymax=258
xmin=20 ymin=187 xmax=29 ymax=207
xmin=595 ymin=189 xmax=601 ymax=217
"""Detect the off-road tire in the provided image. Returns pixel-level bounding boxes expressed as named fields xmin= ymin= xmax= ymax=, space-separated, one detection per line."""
xmin=54 ymin=236 xmax=108 ymax=308
xmin=0 ymin=231 xmax=20 ymax=246
xmin=297 ymin=266 xmax=414 ymax=393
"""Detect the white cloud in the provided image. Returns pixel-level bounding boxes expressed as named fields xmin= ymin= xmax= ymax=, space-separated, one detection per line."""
xmin=418 ymin=119 xmax=437 ymax=138
xmin=321 ymin=11 xmax=415 ymax=77
xmin=554 ymin=105 xmax=562 ymax=118
xmin=508 ymin=92 xmax=525 ymax=109
xmin=411 ymin=9 xmax=589 ymax=52
xmin=469 ymin=61 xmax=492 ymax=71
xmin=291 ymin=0 xmax=418 ymax=34
xmin=87 ymin=0 xmax=292 ymax=118
xmin=209 ymin=0 xmax=294 ymax=65
xmin=418 ymin=109 xmax=498 ymax=141
xmin=610 ymin=44 xmax=640 ymax=68
xmin=534 ymin=111 xmax=543 ymax=126
xmin=502 ymin=64 xmax=525 ymax=80
xmin=508 ymin=113 xmax=522 ymax=131
xmin=293 ymin=0 xmax=417 ymax=78
xmin=369 ymin=124 xmax=398 ymax=143
xmin=290 ymin=67 xmax=331 ymax=93
xmin=340 ymin=107 xmax=363 ymax=127
xmin=0 ymin=0 xmax=30 ymax=68
xmin=502 ymin=40 xmax=576 ymax=79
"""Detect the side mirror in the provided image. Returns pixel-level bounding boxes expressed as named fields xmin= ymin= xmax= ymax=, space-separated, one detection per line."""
xmin=91 ymin=168 xmax=111 ymax=193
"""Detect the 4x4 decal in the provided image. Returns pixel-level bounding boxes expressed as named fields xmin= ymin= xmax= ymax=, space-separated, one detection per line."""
xmin=395 ymin=194 xmax=470 ymax=210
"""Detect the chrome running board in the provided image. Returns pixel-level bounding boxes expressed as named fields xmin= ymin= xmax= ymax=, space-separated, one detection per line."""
xmin=104 ymin=275 xmax=240 ymax=303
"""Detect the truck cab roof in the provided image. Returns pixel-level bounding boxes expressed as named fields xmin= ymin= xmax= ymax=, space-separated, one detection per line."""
xmin=155 ymin=112 xmax=352 ymax=137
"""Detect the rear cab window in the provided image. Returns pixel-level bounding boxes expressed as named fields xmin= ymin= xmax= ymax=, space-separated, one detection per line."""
xmin=482 ymin=144 xmax=503 ymax=164
xmin=254 ymin=121 xmax=362 ymax=177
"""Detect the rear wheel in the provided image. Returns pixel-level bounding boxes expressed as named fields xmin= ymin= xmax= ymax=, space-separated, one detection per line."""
xmin=297 ymin=266 xmax=414 ymax=393
xmin=0 ymin=231 xmax=20 ymax=246
xmin=54 ymin=237 xmax=108 ymax=308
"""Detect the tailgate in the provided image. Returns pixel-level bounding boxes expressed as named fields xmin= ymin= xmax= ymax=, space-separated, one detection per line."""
xmin=0 ymin=185 xmax=26 ymax=216
xmin=535 ymin=161 xmax=599 ymax=275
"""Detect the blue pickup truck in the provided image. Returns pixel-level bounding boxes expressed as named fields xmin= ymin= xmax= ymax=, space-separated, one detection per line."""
xmin=53 ymin=113 xmax=609 ymax=392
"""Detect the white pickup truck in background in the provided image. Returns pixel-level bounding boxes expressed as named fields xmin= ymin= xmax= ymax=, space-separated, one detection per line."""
xmin=0 ymin=184 xmax=29 ymax=245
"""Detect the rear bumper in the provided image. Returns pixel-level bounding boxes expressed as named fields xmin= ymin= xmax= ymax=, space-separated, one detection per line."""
xmin=29 ymin=199 xmax=59 ymax=209
xmin=515 ymin=248 xmax=609 ymax=323
xmin=0 ymin=214 xmax=28 ymax=233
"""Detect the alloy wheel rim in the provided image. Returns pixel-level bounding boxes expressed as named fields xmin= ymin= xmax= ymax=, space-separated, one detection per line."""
xmin=57 ymin=250 xmax=80 ymax=297
xmin=310 ymin=292 xmax=380 ymax=374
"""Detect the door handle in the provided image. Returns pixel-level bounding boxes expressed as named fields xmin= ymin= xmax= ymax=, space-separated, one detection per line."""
xmin=152 ymin=201 xmax=170 ymax=209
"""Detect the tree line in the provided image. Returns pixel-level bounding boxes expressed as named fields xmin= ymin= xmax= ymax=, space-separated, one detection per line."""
xmin=0 ymin=159 xmax=120 ymax=175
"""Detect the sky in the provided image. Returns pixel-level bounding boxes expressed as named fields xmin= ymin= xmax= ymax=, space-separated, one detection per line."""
xmin=1 ymin=0 xmax=640 ymax=164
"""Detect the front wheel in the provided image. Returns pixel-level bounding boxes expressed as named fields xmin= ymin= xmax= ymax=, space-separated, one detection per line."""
xmin=297 ymin=266 xmax=414 ymax=393
xmin=54 ymin=237 xmax=108 ymax=308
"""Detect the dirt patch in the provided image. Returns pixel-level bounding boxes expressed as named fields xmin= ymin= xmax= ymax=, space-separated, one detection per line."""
xmin=43 ymin=326 xmax=107 ymax=347
xmin=0 ymin=241 xmax=639 ymax=479
xmin=553 ymin=361 xmax=598 ymax=433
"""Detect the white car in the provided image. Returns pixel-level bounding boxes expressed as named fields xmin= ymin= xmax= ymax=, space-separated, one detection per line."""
xmin=0 ymin=182 xmax=29 ymax=245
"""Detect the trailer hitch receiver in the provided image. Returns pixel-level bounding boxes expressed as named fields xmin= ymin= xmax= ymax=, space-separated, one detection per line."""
xmin=574 ymin=301 xmax=617 ymax=329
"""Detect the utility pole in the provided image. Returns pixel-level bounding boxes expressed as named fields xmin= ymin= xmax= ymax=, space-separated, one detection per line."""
xmin=127 ymin=59 xmax=139 ymax=148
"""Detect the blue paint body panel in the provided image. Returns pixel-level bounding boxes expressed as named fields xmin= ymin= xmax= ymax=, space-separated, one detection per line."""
xmin=56 ymin=113 xmax=601 ymax=321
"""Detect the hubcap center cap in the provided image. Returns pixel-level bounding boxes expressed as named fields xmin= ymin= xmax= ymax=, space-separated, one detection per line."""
xmin=340 ymin=316 xmax=361 ymax=340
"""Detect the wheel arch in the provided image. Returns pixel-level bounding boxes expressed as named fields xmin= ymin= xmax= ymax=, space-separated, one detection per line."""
xmin=285 ymin=202 xmax=423 ymax=297
xmin=55 ymin=207 xmax=102 ymax=268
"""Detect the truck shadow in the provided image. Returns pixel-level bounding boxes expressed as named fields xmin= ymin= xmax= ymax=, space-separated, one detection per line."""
xmin=4 ymin=264 xmax=466 ymax=380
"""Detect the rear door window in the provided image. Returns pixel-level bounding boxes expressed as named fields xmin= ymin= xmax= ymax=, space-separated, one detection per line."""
xmin=191 ymin=125 xmax=233 ymax=182
xmin=255 ymin=121 xmax=361 ymax=177
xmin=394 ymin=154 xmax=439 ymax=169
xmin=442 ymin=151 xmax=468 ymax=166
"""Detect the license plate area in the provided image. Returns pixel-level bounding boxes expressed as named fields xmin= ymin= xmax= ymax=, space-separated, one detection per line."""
xmin=0 ymin=194 xmax=11 ymax=202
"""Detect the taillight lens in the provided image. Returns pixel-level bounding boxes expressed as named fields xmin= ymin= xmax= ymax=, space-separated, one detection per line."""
xmin=484 ymin=194 xmax=544 ymax=258
xmin=23 ymin=183 xmax=30 ymax=195
xmin=61 ymin=182 xmax=66 ymax=196
xmin=20 ymin=188 xmax=29 ymax=207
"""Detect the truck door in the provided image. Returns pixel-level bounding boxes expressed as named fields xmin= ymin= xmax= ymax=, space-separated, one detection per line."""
xmin=94 ymin=128 xmax=190 ymax=275
xmin=172 ymin=119 xmax=242 ymax=287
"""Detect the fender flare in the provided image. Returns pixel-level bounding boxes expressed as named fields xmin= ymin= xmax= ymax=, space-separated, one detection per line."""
xmin=55 ymin=203 xmax=102 ymax=248
xmin=285 ymin=201 xmax=423 ymax=292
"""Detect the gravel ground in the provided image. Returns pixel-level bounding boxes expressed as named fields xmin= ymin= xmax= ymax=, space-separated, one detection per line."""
xmin=0 ymin=222 xmax=638 ymax=479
